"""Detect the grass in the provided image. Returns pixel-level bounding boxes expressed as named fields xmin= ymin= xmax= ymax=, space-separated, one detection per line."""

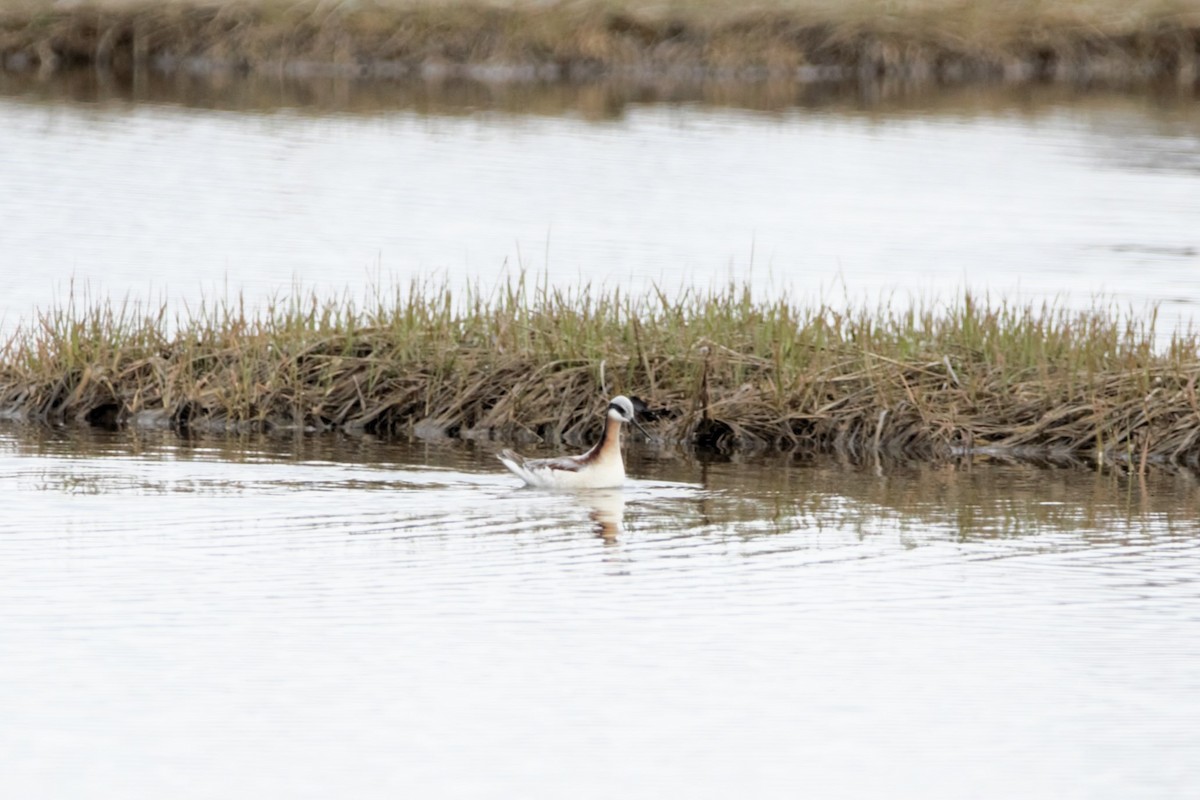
xmin=3 ymin=279 xmax=1200 ymax=468
xmin=2 ymin=0 xmax=1200 ymax=84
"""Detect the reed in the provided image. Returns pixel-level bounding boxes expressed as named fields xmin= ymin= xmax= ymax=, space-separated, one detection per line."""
xmin=3 ymin=280 xmax=1200 ymax=466
xmin=3 ymin=0 xmax=1199 ymax=85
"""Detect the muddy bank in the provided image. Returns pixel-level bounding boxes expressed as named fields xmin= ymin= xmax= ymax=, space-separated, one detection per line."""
xmin=2 ymin=1 xmax=1200 ymax=86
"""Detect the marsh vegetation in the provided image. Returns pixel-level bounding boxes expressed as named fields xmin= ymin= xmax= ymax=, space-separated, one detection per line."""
xmin=3 ymin=281 xmax=1199 ymax=467
xmin=3 ymin=0 xmax=1200 ymax=85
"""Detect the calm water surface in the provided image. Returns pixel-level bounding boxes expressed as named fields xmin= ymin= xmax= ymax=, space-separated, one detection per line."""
xmin=1 ymin=426 xmax=1198 ymax=798
xmin=1 ymin=76 xmax=1199 ymax=333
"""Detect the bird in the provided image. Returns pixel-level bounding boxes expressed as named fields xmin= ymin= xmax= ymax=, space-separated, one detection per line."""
xmin=497 ymin=395 xmax=651 ymax=489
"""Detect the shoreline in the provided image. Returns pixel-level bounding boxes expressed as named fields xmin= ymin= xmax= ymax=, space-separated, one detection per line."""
xmin=3 ymin=2 xmax=1200 ymax=87
xmin=4 ymin=285 xmax=1200 ymax=469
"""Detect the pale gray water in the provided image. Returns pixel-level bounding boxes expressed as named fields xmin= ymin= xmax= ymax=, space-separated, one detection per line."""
xmin=1 ymin=427 xmax=1199 ymax=798
xmin=1 ymin=81 xmax=1200 ymax=334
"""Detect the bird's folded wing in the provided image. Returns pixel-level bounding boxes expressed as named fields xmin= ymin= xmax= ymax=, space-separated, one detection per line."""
xmin=526 ymin=455 xmax=585 ymax=472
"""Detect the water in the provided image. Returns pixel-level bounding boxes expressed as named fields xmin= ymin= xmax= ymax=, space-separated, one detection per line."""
xmin=1 ymin=426 xmax=1198 ymax=798
xmin=2 ymin=73 xmax=1200 ymax=796
xmin=1 ymin=76 xmax=1200 ymax=334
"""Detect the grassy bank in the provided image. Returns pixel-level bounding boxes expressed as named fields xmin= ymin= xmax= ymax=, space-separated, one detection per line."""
xmin=3 ymin=281 xmax=1200 ymax=466
xmin=3 ymin=1 xmax=1200 ymax=85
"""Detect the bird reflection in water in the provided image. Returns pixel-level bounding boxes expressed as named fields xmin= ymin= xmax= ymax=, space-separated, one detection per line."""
xmin=579 ymin=489 xmax=626 ymax=542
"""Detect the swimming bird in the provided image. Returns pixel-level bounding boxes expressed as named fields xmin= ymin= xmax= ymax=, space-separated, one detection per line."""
xmin=497 ymin=395 xmax=650 ymax=489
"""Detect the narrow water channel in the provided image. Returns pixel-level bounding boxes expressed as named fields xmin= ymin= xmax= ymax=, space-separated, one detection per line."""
xmin=2 ymin=75 xmax=1199 ymax=334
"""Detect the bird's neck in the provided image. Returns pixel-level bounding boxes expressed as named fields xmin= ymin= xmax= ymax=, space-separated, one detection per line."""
xmin=594 ymin=415 xmax=622 ymax=456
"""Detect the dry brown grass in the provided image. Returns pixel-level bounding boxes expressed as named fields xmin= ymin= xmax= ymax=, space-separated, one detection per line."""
xmin=2 ymin=0 xmax=1199 ymax=83
xmin=4 ymin=281 xmax=1200 ymax=469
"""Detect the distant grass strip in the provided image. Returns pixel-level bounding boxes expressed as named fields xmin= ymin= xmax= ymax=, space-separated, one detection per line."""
xmin=2 ymin=0 xmax=1200 ymax=84
xmin=4 ymin=280 xmax=1200 ymax=466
